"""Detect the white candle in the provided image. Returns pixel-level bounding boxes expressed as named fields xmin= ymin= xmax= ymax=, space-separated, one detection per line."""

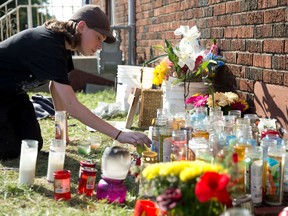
xmin=47 ymin=161 xmax=64 ymax=182
xmin=19 ymin=169 xmax=35 ymax=185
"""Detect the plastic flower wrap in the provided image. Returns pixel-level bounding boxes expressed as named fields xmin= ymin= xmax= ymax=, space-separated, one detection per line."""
xmin=141 ymin=160 xmax=232 ymax=215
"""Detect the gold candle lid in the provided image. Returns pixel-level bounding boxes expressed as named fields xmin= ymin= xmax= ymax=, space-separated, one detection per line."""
xmin=142 ymin=151 xmax=158 ymax=163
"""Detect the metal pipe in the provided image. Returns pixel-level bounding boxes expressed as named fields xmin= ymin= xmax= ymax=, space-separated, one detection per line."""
xmin=128 ymin=0 xmax=135 ymax=65
xmin=27 ymin=0 xmax=33 ymax=28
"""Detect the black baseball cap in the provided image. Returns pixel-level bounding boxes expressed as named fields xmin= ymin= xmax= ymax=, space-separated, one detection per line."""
xmin=70 ymin=5 xmax=116 ymax=43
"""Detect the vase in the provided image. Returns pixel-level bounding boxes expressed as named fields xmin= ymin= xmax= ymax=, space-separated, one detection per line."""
xmin=162 ymin=77 xmax=208 ymax=114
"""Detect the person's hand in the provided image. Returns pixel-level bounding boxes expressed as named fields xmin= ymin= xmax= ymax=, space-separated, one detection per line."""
xmin=116 ymin=131 xmax=151 ymax=148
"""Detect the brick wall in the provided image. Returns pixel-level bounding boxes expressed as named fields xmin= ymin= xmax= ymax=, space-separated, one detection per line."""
xmin=111 ymin=0 xmax=288 ymax=127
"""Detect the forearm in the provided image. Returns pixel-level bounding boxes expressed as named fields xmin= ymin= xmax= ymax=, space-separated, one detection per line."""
xmin=49 ymin=81 xmax=66 ymax=111
xmin=50 ymin=81 xmax=120 ymax=139
xmin=67 ymin=101 xmax=120 ymax=139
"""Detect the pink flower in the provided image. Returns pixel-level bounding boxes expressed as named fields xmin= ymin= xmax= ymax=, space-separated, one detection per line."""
xmin=185 ymin=94 xmax=208 ymax=107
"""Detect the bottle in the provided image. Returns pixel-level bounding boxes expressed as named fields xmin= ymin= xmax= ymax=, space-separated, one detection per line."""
xmin=244 ymin=146 xmax=263 ymax=206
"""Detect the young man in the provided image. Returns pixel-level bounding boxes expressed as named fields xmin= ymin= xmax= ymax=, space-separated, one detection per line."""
xmin=0 ymin=5 xmax=151 ymax=160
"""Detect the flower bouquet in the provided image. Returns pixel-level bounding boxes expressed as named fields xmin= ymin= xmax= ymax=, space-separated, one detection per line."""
xmin=141 ymin=160 xmax=233 ymax=216
xmin=145 ymin=26 xmax=225 ymax=88
xmin=186 ymin=91 xmax=249 ymax=115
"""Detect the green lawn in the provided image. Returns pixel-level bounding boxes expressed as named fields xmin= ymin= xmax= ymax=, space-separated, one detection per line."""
xmin=0 ymin=89 xmax=142 ymax=216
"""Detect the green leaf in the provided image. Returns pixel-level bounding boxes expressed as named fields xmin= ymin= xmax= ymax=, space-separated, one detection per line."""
xmin=152 ymin=45 xmax=166 ymax=52
xmin=142 ymin=54 xmax=168 ymax=66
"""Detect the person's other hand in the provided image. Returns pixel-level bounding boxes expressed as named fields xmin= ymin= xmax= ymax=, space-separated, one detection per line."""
xmin=117 ymin=131 xmax=151 ymax=148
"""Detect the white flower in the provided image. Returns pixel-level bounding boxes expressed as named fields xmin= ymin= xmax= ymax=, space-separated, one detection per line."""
xmin=224 ymin=92 xmax=239 ymax=105
xmin=173 ymin=26 xmax=204 ymax=71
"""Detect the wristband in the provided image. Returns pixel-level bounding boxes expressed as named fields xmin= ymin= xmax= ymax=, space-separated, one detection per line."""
xmin=115 ymin=130 xmax=122 ymax=140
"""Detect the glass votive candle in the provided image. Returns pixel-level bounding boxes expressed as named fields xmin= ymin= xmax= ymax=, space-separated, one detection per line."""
xmin=88 ymin=135 xmax=102 ymax=149
xmin=78 ymin=167 xmax=97 ymax=197
xmin=78 ymin=140 xmax=91 ymax=155
xmin=228 ymin=110 xmax=242 ymax=118
xmin=53 ymin=170 xmax=71 ymax=201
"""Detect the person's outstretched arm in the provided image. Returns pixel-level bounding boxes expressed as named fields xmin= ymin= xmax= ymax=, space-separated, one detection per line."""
xmin=49 ymin=81 xmax=151 ymax=148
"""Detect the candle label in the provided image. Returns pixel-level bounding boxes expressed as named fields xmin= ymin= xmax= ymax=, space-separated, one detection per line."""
xmin=55 ymin=111 xmax=67 ymax=141
xmin=54 ymin=179 xmax=70 ymax=194
xmin=264 ymin=154 xmax=283 ymax=204
xmin=86 ymin=176 xmax=96 ymax=190
xmin=163 ymin=138 xmax=172 ymax=162
xmin=245 ymin=158 xmax=263 ymax=204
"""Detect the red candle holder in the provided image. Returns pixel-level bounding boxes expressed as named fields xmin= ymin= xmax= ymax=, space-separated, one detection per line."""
xmin=53 ymin=170 xmax=71 ymax=201
xmin=133 ymin=199 xmax=158 ymax=216
xmin=78 ymin=167 xmax=97 ymax=197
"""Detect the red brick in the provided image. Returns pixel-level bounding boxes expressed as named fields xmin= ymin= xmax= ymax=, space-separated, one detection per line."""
xmin=214 ymin=3 xmax=226 ymax=16
xmin=254 ymin=25 xmax=273 ymax=38
xmin=231 ymin=39 xmax=246 ymax=51
xmin=244 ymin=11 xmax=264 ymax=25
xmin=218 ymin=39 xmax=231 ymax=51
xmin=238 ymin=26 xmax=254 ymax=38
xmin=264 ymin=8 xmax=286 ymax=23
xmin=263 ymin=39 xmax=285 ymax=54
xmin=263 ymin=69 xmax=284 ymax=85
xmin=239 ymin=79 xmax=254 ymax=92
xmin=237 ymin=53 xmax=253 ymax=66
xmin=231 ymin=14 xmax=242 ymax=25
xmin=225 ymin=27 xmax=253 ymax=38
xmin=246 ymin=40 xmax=263 ymax=53
xmin=258 ymin=0 xmax=278 ymax=9
xmin=228 ymin=64 xmax=242 ymax=77
xmin=224 ymin=52 xmax=237 ymax=64
xmin=245 ymin=67 xmax=263 ymax=81
xmin=284 ymin=73 xmax=288 ymax=87
xmin=272 ymin=55 xmax=287 ymax=70
xmin=211 ymin=28 xmax=224 ymax=39
xmin=226 ymin=1 xmax=241 ymax=14
xmin=253 ymin=54 xmax=272 ymax=68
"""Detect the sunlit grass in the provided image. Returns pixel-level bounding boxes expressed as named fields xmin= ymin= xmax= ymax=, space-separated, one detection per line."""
xmin=0 ymin=89 xmax=141 ymax=216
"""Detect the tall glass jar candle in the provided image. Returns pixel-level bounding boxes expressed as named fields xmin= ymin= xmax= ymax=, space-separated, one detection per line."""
xmin=171 ymin=130 xmax=187 ymax=161
xmin=245 ymin=146 xmax=263 ymax=206
xmin=263 ymin=145 xmax=286 ymax=205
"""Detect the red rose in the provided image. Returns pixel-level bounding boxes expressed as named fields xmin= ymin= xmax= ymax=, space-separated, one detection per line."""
xmin=195 ymin=172 xmax=231 ymax=206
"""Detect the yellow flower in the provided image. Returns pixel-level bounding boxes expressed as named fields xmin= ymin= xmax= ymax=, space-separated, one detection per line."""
xmin=142 ymin=163 xmax=162 ymax=180
xmin=152 ymin=60 xmax=168 ymax=85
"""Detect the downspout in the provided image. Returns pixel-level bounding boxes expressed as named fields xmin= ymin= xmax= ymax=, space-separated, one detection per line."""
xmin=128 ymin=0 xmax=136 ymax=65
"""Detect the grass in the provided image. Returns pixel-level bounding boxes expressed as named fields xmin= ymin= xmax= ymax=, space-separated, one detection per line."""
xmin=0 ymin=89 xmax=142 ymax=216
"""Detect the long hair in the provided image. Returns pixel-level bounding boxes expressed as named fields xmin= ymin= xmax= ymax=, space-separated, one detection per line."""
xmin=44 ymin=19 xmax=81 ymax=49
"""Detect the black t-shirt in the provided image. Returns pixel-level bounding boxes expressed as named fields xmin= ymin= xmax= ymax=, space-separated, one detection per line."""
xmin=0 ymin=26 xmax=74 ymax=94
